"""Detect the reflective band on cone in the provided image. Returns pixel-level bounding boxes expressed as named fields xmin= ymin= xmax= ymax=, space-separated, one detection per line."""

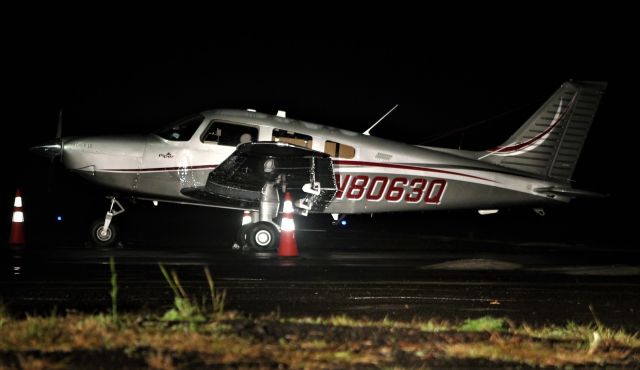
xmin=12 ymin=211 xmax=24 ymax=223
xmin=280 ymin=217 xmax=295 ymax=232
xmin=242 ymin=210 xmax=252 ymax=225
xmin=282 ymin=198 xmax=294 ymax=214
xmin=9 ymin=189 xmax=25 ymax=245
xmin=278 ymin=192 xmax=298 ymax=257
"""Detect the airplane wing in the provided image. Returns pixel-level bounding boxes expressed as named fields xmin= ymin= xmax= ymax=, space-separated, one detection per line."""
xmin=181 ymin=142 xmax=337 ymax=211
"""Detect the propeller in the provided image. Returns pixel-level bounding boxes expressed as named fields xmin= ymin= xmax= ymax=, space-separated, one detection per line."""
xmin=56 ymin=108 xmax=62 ymax=140
xmin=31 ymin=108 xmax=64 ymax=160
xmin=30 ymin=108 xmax=65 ymax=191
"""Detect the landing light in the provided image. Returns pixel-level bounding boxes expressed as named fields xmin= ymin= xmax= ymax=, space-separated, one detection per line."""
xmin=56 ymin=215 xmax=63 ymax=222
xmin=340 ymin=220 xmax=347 ymax=226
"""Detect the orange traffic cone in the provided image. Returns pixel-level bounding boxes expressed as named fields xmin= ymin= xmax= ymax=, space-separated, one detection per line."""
xmin=9 ymin=189 xmax=25 ymax=245
xmin=278 ymin=192 xmax=298 ymax=257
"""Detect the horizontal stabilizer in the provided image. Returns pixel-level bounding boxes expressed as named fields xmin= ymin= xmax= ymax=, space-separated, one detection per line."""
xmin=534 ymin=186 xmax=608 ymax=199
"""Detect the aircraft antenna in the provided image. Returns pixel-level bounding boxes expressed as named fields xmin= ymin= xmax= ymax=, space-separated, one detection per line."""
xmin=363 ymin=104 xmax=398 ymax=136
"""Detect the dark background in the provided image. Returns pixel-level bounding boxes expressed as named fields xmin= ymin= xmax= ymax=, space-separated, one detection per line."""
xmin=2 ymin=18 xmax=637 ymax=247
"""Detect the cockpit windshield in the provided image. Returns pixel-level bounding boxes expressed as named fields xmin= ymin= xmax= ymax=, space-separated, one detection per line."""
xmin=155 ymin=114 xmax=203 ymax=141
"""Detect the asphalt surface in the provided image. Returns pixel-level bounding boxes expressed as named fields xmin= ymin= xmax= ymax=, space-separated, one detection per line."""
xmin=1 ymin=222 xmax=639 ymax=331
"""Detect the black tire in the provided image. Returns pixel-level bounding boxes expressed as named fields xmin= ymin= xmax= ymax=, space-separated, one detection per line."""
xmin=246 ymin=221 xmax=280 ymax=251
xmin=89 ymin=219 xmax=118 ymax=248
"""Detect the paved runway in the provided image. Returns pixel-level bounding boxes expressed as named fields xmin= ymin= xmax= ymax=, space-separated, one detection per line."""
xmin=2 ymin=226 xmax=639 ymax=330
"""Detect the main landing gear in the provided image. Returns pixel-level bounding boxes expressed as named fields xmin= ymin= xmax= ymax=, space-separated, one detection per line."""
xmin=234 ymin=182 xmax=281 ymax=252
xmin=89 ymin=197 xmax=125 ymax=248
xmin=238 ymin=221 xmax=280 ymax=251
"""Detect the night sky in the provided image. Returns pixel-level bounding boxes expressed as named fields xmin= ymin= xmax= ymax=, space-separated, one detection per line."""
xmin=3 ymin=20 xmax=637 ymax=246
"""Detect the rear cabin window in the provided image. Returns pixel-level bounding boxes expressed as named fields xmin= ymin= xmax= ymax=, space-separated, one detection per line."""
xmin=272 ymin=129 xmax=313 ymax=149
xmin=324 ymin=140 xmax=356 ymax=159
xmin=202 ymin=121 xmax=258 ymax=146
xmin=155 ymin=114 xmax=203 ymax=141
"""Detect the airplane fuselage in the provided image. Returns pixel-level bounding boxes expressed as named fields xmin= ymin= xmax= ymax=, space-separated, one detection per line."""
xmin=60 ymin=109 xmax=567 ymax=214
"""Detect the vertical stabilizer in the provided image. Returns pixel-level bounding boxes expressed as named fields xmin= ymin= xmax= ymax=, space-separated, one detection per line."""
xmin=479 ymin=81 xmax=607 ymax=182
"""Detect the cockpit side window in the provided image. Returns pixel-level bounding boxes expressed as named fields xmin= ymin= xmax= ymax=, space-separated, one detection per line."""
xmin=272 ymin=129 xmax=313 ymax=149
xmin=202 ymin=121 xmax=258 ymax=146
xmin=155 ymin=114 xmax=203 ymax=141
xmin=324 ymin=140 xmax=356 ymax=159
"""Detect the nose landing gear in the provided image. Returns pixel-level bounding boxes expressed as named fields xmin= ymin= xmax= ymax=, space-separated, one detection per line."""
xmin=89 ymin=197 xmax=125 ymax=248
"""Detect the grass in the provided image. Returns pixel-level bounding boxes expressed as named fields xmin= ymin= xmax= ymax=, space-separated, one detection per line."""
xmin=204 ymin=266 xmax=226 ymax=316
xmin=146 ymin=350 xmax=176 ymax=370
xmin=1 ymin=265 xmax=637 ymax=367
xmin=109 ymin=257 xmax=118 ymax=321
xmin=0 ymin=311 xmax=637 ymax=368
xmin=158 ymin=264 xmax=206 ymax=324
xmin=458 ymin=316 xmax=506 ymax=332
xmin=0 ymin=302 xmax=8 ymax=328
xmin=157 ymin=264 xmax=227 ymax=325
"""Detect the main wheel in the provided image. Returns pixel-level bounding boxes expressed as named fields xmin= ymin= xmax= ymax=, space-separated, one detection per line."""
xmin=89 ymin=219 xmax=118 ymax=248
xmin=246 ymin=221 xmax=280 ymax=251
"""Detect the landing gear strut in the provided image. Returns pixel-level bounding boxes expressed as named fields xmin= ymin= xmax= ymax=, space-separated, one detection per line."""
xmin=89 ymin=197 xmax=125 ymax=248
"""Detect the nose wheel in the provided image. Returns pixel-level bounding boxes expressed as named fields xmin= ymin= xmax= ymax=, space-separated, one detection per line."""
xmin=89 ymin=197 xmax=125 ymax=248
xmin=90 ymin=219 xmax=118 ymax=247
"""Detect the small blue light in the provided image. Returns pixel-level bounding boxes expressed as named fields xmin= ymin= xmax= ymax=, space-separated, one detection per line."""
xmin=56 ymin=215 xmax=63 ymax=222
xmin=340 ymin=220 xmax=347 ymax=226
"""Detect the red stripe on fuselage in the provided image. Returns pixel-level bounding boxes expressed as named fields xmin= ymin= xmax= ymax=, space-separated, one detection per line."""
xmin=333 ymin=160 xmax=496 ymax=183
xmin=106 ymin=161 xmax=495 ymax=184
xmin=103 ymin=164 xmax=218 ymax=172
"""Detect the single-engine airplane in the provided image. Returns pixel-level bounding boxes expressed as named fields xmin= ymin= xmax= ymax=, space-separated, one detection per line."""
xmin=32 ymin=80 xmax=607 ymax=249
